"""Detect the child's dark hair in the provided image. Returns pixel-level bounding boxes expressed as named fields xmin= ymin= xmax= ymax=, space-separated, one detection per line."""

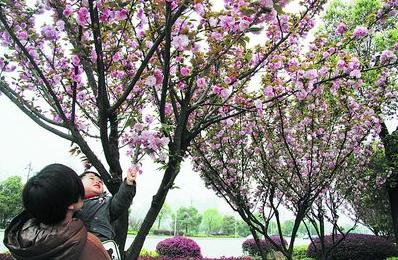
xmin=22 ymin=163 xmax=85 ymax=225
xmin=80 ymin=170 xmax=103 ymax=180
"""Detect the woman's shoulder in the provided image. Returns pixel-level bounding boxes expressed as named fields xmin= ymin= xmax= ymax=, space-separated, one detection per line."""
xmin=5 ymin=212 xmax=87 ymax=259
xmin=79 ymin=232 xmax=111 ymax=260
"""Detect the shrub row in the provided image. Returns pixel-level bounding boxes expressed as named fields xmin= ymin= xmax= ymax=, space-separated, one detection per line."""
xmin=307 ymin=233 xmax=398 ymax=260
xmin=153 ymin=233 xmax=398 ymax=259
xmin=152 ymin=229 xmax=182 ymax=236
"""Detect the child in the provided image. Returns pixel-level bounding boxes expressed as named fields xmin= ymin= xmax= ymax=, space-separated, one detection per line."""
xmin=75 ymin=168 xmax=137 ymax=242
xmin=4 ymin=163 xmax=110 ymax=260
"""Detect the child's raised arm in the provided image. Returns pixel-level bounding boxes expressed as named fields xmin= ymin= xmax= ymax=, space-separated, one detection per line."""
xmin=109 ymin=167 xmax=138 ymax=221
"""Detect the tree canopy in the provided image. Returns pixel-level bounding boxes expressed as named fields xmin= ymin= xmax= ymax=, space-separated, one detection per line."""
xmin=0 ymin=176 xmax=23 ymax=228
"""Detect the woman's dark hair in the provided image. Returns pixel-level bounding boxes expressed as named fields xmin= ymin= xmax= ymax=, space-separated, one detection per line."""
xmin=22 ymin=163 xmax=85 ymax=225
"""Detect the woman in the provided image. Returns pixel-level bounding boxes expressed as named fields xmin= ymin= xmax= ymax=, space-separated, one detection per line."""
xmin=3 ymin=163 xmax=111 ymax=260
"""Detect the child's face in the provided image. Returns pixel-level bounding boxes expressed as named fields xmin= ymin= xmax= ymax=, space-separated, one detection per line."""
xmin=81 ymin=173 xmax=104 ymax=197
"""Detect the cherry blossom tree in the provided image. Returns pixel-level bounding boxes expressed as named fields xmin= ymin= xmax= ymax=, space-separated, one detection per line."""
xmin=191 ymin=93 xmax=380 ymax=259
xmin=320 ymin=0 xmax=398 ymax=241
xmin=191 ymin=1 xmax=398 ymax=259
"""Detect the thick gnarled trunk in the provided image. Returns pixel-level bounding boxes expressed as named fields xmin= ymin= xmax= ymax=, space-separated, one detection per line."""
xmin=126 ymin=155 xmax=183 ymax=259
xmin=380 ymin=124 xmax=398 ymax=242
xmin=388 ymin=186 xmax=398 ymax=242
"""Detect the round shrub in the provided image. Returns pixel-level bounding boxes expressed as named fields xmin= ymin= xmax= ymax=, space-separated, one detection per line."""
xmin=156 ymin=236 xmax=202 ymax=258
xmin=307 ymin=233 xmax=398 ymax=260
xmin=242 ymin=236 xmax=287 ymax=256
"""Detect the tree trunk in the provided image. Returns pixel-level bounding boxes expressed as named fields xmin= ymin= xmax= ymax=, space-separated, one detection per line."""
xmin=125 ymin=156 xmax=182 ymax=259
xmin=388 ymin=185 xmax=398 ymax=242
xmin=381 ymin=126 xmax=398 ymax=242
xmin=250 ymin=228 xmax=267 ymax=260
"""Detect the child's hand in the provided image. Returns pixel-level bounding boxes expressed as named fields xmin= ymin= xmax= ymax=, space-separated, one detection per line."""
xmin=126 ymin=167 xmax=138 ymax=185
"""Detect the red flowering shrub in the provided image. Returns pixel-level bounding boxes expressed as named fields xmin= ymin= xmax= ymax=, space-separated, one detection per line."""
xmin=156 ymin=236 xmax=202 ymax=258
xmin=242 ymin=236 xmax=287 ymax=256
xmin=307 ymin=233 xmax=398 ymax=260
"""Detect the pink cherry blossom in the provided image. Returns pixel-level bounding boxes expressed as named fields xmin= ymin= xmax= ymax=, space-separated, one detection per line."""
xmin=112 ymin=52 xmax=122 ymax=62
xmin=239 ymin=17 xmax=251 ymax=31
xmin=63 ymin=5 xmax=73 ymax=17
xmin=197 ymin=77 xmax=206 ymax=88
xmin=349 ymin=69 xmax=361 ymax=78
xmin=90 ymin=50 xmax=97 ymax=62
xmin=352 ymin=26 xmax=368 ymax=38
xmin=259 ymin=0 xmax=273 ymax=8
xmin=17 ymin=31 xmax=28 ymax=40
xmin=263 ymin=86 xmax=275 ymax=97
xmin=212 ymin=85 xmax=222 ymax=96
xmin=71 ymin=55 xmax=80 ymax=66
xmin=172 ymin=35 xmax=189 ymax=51
xmin=41 ymin=25 xmax=58 ymax=40
xmin=210 ymin=32 xmax=223 ymax=41
xmin=77 ymin=7 xmax=89 ymax=26
xmin=336 ymin=59 xmax=346 ymax=70
xmin=164 ymin=103 xmax=173 ymax=115
xmin=115 ymin=9 xmax=128 ymax=21
xmin=224 ymin=76 xmax=232 ymax=84
xmin=380 ymin=49 xmax=397 ymax=64
xmin=180 ymin=67 xmax=190 ymax=76
xmin=100 ymin=8 xmax=112 ymax=23
xmin=145 ymin=75 xmax=156 ymax=87
xmin=219 ymin=16 xmax=234 ymax=30
xmin=336 ymin=23 xmax=347 ymax=35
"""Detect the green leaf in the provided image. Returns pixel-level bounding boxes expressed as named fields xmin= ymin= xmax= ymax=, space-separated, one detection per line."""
xmin=273 ymin=3 xmax=284 ymax=15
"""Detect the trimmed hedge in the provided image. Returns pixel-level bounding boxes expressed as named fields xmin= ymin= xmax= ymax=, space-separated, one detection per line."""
xmin=156 ymin=236 xmax=202 ymax=258
xmin=242 ymin=236 xmax=287 ymax=256
xmin=153 ymin=230 xmax=175 ymax=236
xmin=307 ymin=233 xmax=398 ymax=260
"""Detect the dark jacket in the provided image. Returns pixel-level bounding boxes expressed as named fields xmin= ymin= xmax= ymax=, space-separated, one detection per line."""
xmin=75 ymin=181 xmax=136 ymax=241
xmin=4 ymin=211 xmax=87 ymax=260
